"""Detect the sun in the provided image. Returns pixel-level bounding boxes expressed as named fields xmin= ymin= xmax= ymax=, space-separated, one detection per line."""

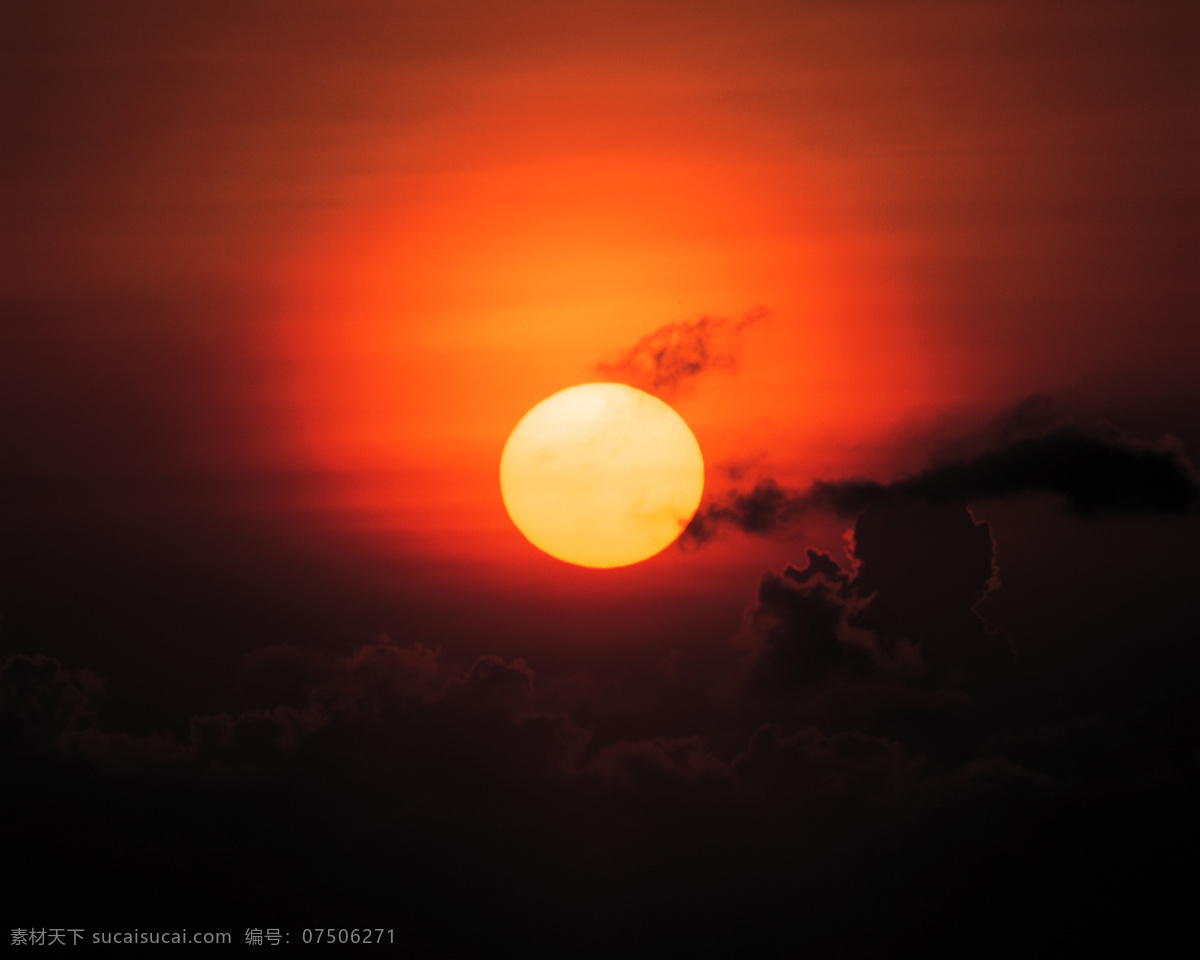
xmin=500 ymin=383 xmax=705 ymax=568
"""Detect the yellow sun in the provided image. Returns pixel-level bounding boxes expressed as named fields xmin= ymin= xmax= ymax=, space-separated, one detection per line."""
xmin=500 ymin=383 xmax=705 ymax=568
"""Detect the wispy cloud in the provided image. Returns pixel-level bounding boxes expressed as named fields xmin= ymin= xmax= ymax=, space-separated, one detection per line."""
xmin=597 ymin=307 xmax=766 ymax=394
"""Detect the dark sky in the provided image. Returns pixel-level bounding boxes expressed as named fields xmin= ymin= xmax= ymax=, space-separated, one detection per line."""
xmin=3 ymin=1 xmax=1198 ymax=952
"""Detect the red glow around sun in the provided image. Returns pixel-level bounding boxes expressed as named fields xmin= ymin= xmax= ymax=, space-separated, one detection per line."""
xmin=267 ymin=144 xmax=944 ymax=578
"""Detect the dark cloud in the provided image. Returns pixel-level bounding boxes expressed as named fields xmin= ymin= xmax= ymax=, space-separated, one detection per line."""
xmin=684 ymin=418 xmax=1199 ymax=545
xmin=0 ymin=653 xmax=184 ymax=768
xmin=596 ymin=307 xmax=766 ymax=394
xmin=733 ymin=723 xmax=934 ymax=810
xmin=747 ymin=550 xmax=880 ymax=692
xmin=899 ymin=428 xmax=1199 ymax=516
xmin=683 ymin=477 xmax=823 ymax=544
xmin=586 ymin=735 xmax=734 ymax=790
xmin=850 ymin=498 xmax=1011 ymax=683
xmin=734 ymin=499 xmax=1016 ymax=772
xmin=983 ymin=717 xmax=1141 ymax=790
xmin=0 ymin=654 xmax=91 ymax=753
xmin=450 ymin=653 xmax=536 ymax=716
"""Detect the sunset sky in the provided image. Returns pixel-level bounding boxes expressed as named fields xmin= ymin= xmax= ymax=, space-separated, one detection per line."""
xmin=4 ymin=1 xmax=1198 ymax=949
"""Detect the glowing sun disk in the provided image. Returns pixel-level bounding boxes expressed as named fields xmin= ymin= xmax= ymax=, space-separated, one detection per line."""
xmin=500 ymin=383 xmax=704 ymax=568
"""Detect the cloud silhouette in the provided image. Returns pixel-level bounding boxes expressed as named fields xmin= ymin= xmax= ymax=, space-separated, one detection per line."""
xmin=685 ymin=420 xmax=1199 ymax=545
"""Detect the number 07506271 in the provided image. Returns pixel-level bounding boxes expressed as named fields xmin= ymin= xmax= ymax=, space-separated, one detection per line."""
xmin=301 ymin=929 xmax=394 ymax=944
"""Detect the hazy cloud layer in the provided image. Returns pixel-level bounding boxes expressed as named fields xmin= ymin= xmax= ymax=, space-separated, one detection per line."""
xmin=5 ymin=404 xmax=1198 ymax=949
xmin=6 ymin=490 xmax=1192 ymax=829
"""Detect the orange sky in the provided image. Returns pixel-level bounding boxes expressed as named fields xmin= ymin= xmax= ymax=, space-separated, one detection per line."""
xmin=7 ymin=0 xmax=1196 ymax=600
xmin=220 ymin=1 xmax=1195 ymax=586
